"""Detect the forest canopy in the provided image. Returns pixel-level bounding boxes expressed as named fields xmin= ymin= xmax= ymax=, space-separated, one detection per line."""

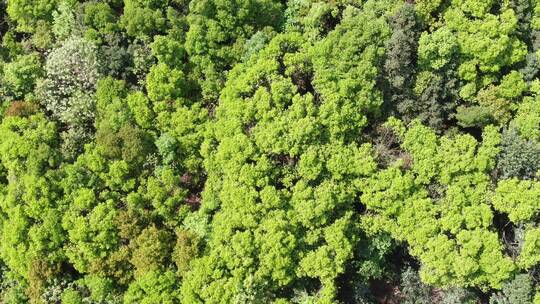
xmin=0 ymin=0 xmax=539 ymax=303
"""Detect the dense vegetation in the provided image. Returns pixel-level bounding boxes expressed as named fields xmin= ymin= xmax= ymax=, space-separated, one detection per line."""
xmin=0 ymin=0 xmax=539 ymax=303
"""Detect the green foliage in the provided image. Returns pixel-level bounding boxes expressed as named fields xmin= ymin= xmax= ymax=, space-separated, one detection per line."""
xmin=83 ymin=275 xmax=117 ymax=302
xmin=83 ymin=2 xmax=117 ymax=35
xmin=512 ymin=94 xmax=540 ymax=141
xmin=309 ymin=5 xmax=391 ymax=138
xmin=150 ymin=35 xmax=185 ymax=68
xmin=457 ymin=72 xmax=528 ymax=127
xmin=1 ymin=276 xmax=28 ymax=304
xmin=1 ymin=53 xmax=43 ymax=100
xmin=419 ymin=1 xmax=528 ymax=100
xmin=455 ymin=104 xmax=494 ymax=128
xmin=6 ymin=0 xmax=58 ymax=32
xmin=361 ymin=120 xmax=515 ymax=289
xmin=96 ymin=123 xmax=154 ymax=167
xmin=124 ymin=271 xmax=180 ymax=304
xmin=415 ymin=27 xmax=462 ymax=130
xmin=52 ymin=0 xmax=78 ymax=40
xmin=242 ymin=28 xmax=276 ymax=62
xmin=489 ymin=274 xmax=534 ymax=304
xmin=130 ymin=225 xmax=173 ymax=277
xmin=0 ymin=113 xmax=59 ymax=182
xmin=492 ymin=178 xmax=540 ymax=223
xmin=126 ymin=92 xmax=155 ymax=129
xmin=496 ymin=128 xmax=540 ymax=179
xmin=415 ymin=0 xmax=444 ymax=22
xmin=384 ymin=4 xmax=421 ymax=123
xmin=185 ymin=0 xmax=284 ymax=101
xmin=0 ymin=114 xmax=63 ymax=303
xmin=120 ymin=0 xmax=168 ymax=38
xmin=96 ymin=34 xmax=132 ymax=79
xmin=2 ymin=0 xmax=540 ymax=302
xmin=63 ymin=197 xmax=119 ymax=273
xmin=418 ymin=27 xmax=459 ymax=71
xmin=61 ymin=288 xmax=82 ymax=304
xmin=519 ymin=227 xmax=540 ymax=269
xmin=32 ymin=20 xmax=55 ymax=50
xmin=182 ymin=4 xmax=395 ymax=301
xmin=172 ymin=229 xmax=200 ymax=277
xmin=1 ymin=31 xmax=24 ymax=59
xmin=129 ymin=41 xmax=155 ymax=84
xmin=146 ymin=63 xmax=186 ymax=104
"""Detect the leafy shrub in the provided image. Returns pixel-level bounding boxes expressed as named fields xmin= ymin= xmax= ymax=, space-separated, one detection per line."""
xmin=496 ymin=128 xmax=540 ymax=180
xmin=400 ymin=267 xmax=432 ymax=304
xmin=489 ymin=274 xmax=534 ymax=304
xmin=2 ymin=53 xmax=43 ymax=100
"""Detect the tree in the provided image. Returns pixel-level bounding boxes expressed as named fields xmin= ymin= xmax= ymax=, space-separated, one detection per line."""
xmin=150 ymin=34 xmax=185 ymax=68
xmin=1 ymin=53 xmax=43 ymax=100
xmin=182 ymin=2 xmax=394 ymax=301
xmin=383 ymin=4 xmax=422 ymax=125
xmin=400 ymin=266 xmax=432 ymax=304
xmin=415 ymin=0 xmax=444 ymax=23
xmin=519 ymin=227 xmax=540 ymax=269
xmin=456 ymin=71 xmax=528 ymax=128
xmin=3 ymin=0 xmax=540 ymax=302
xmin=361 ymin=119 xmax=515 ymax=289
xmin=185 ymin=0 xmax=284 ymax=101
xmin=52 ymin=0 xmax=79 ymax=41
xmin=492 ymin=178 xmax=540 ymax=223
xmin=489 ymin=274 xmax=534 ymax=304
xmin=62 ymin=192 xmax=119 ymax=274
xmin=120 ymin=0 xmax=168 ymax=39
xmin=0 ymin=114 xmax=64 ymax=303
xmin=496 ymin=128 xmax=540 ymax=180
xmin=146 ymin=63 xmax=187 ymax=105
xmin=416 ymin=27 xmax=461 ymax=130
xmin=36 ymin=36 xmax=101 ymax=158
xmin=37 ymin=36 xmax=100 ymax=125
xmin=172 ymin=229 xmax=200 ymax=277
xmin=420 ymin=2 xmax=527 ymax=100
xmin=124 ymin=271 xmax=180 ymax=304
xmin=82 ymin=2 xmax=117 ymax=36
xmin=511 ymin=93 xmax=540 ymax=141
xmin=6 ymin=0 xmax=58 ymax=33
xmin=440 ymin=288 xmax=479 ymax=304
xmin=129 ymin=225 xmax=173 ymax=277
